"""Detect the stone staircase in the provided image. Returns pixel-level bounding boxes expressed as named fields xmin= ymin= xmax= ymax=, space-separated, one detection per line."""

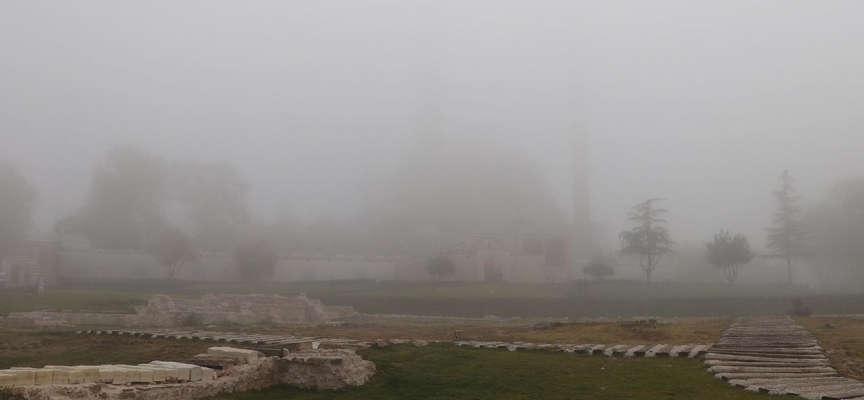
xmin=709 ymin=317 xmax=864 ymax=400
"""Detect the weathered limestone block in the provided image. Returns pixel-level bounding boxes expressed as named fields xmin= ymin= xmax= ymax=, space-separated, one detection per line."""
xmin=148 ymin=362 xmax=201 ymax=381
xmin=139 ymin=365 xmax=181 ymax=381
xmin=116 ymin=366 xmax=154 ymax=383
xmin=100 ymin=368 xmax=128 ymax=385
xmin=0 ymin=373 xmax=17 ymax=387
xmin=624 ymin=345 xmax=645 ymax=358
xmin=49 ymin=369 xmax=69 ymax=385
xmin=278 ymin=349 xmax=376 ymax=390
xmin=1 ymin=369 xmax=35 ymax=386
xmin=207 ymin=347 xmax=258 ymax=364
xmin=188 ymin=354 xmax=242 ymax=370
xmin=28 ymin=369 xmax=54 ymax=385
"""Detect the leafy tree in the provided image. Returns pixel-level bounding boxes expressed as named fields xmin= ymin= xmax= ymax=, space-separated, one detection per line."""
xmin=234 ymin=240 xmax=279 ymax=281
xmin=705 ymin=230 xmax=756 ymax=285
xmin=766 ymin=170 xmax=807 ymax=285
xmin=172 ymin=162 xmax=250 ymax=251
xmin=618 ymin=198 xmax=676 ymax=283
xmin=0 ymin=162 xmax=38 ymax=258
xmin=152 ymin=226 xmax=196 ymax=279
xmin=426 ymin=254 xmax=456 ymax=281
xmin=582 ymin=262 xmax=615 ymax=280
xmin=76 ymin=146 xmax=168 ymax=250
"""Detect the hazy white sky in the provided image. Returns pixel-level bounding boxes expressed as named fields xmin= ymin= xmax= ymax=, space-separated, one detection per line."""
xmin=3 ymin=1 xmax=864 ymax=248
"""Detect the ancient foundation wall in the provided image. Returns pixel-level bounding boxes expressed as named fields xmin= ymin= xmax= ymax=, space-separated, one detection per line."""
xmin=9 ymin=349 xmax=375 ymax=400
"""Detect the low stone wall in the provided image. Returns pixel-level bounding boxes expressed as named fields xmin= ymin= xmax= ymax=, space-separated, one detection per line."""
xmin=4 ymin=349 xmax=375 ymax=400
xmin=455 ymin=340 xmax=714 ymax=357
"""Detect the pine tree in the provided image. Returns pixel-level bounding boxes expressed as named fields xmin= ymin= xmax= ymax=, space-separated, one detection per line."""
xmin=766 ymin=170 xmax=807 ymax=285
xmin=619 ymin=198 xmax=676 ymax=283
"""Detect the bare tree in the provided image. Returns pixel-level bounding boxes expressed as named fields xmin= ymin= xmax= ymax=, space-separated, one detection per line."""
xmin=619 ymin=198 xmax=676 ymax=283
xmin=152 ymin=226 xmax=196 ymax=279
xmin=766 ymin=170 xmax=807 ymax=285
xmin=705 ymin=230 xmax=756 ymax=285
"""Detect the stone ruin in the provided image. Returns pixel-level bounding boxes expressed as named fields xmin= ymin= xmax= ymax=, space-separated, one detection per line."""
xmin=0 ymin=346 xmax=376 ymax=400
xmin=0 ymin=293 xmax=356 ymax=328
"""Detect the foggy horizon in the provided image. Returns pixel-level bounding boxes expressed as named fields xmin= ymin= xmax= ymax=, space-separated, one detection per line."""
xmin=4 ymin=1 xmax=864 ymax=250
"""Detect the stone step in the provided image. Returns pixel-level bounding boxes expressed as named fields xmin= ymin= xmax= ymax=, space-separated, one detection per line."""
xmin=706 ymin=360 xmax=830 ymax=368
xmin=709 ymin=365 xmax=836 ymax=374
xmin=716 ymin=372 xmax=839 ymax=381
xmin=801 ymin=386 xmax=864 ymax=400
xmin=732 ymin=376 xmax=852 ymax=391
xmin=708 ymin=350 xmax=826 ymax=359
xmin=705 ymin=353 xmax=827 ymax=363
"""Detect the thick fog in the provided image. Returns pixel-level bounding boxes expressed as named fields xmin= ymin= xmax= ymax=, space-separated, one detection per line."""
xmin=3 ymin=0 xmax=864 ymax=251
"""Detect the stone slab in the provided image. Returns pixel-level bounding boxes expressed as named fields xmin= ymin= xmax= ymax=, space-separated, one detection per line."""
xmin=0 ymin=373 xmax=17 ymax=387
xmin=624 ymin=345 xmax=645 ymax=358
xmin=139 ymin=365 xmax=181 ymax=381
xmin=0 ymin=369 xmax=34 ymax=386
xmin=207 ymin=347 xmax=258 ymax=364
xmin=645 ymin=344 xmax=668 ymax=358
xmin=149 ymin=361 xmax=202 ymax=381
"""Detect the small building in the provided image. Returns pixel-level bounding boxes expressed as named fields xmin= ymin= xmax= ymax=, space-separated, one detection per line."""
xmin=1 ymin=242 xmax=60 ymax=288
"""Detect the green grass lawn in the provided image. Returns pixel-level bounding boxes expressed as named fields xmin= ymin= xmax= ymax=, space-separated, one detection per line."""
xmin=215 ymin=344 xmax=768 ymax=400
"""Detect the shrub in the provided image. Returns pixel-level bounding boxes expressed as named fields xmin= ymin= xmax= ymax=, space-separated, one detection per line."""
xmin=788 ymin=298 xmax=812 ymax=316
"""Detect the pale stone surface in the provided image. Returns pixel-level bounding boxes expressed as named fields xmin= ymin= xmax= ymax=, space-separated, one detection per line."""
xmin=101 ymin=368 xmax=127 ymax=385
xmin=624 ymin=345 xmax=645 ymax=357
xmin=4 ymin=348 xmax=375 ymax=399
xmin=278 ymin=349 xmax=377 ymax=390
xmin=207 ymin=347 xmax=258 ymax=364
xmin=140 ymin=365 xmax=181 ymax=381
xmin=0 ymin=373 xmax=17 ymax=387
xmin=149 ymin=362 xmax=199 ymax=381
xmin=6 ymin=370 xmax=36 ymax=386
xmin=709 ymin=316 xmax=864 ymax=400
xmin=33 ymin=369 xmax=54 ymax=386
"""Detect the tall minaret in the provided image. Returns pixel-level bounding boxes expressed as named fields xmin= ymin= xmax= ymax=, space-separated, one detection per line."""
xmin=572 ymin=126 xmax=593 ymax=255
xmin=412 ymin=1 xmax=444 ymax=152
xmin=572 ymin=129 xmax=590 ymax=228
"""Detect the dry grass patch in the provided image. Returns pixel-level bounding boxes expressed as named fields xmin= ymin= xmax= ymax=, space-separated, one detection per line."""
xmin=797 ymin=316 xmax=864 ymax=380
xmin=268 ymin=316 xmax=728 ymax=344
xmin=494 ymin=317 xmax=728 ymax=344
xmin=0 ymin=329 xmax=214 ymax=369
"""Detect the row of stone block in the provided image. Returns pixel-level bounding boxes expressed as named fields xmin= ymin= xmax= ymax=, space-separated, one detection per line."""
xmin=0 ymin=361 xmax=215 ymax=388
xmin=77 ymin=329 xmax=359 ymax=349
xmin=454 ymin=341 xmax=712 ymax=358
xmin=707 ymin=317 xmax=864 ymax=400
